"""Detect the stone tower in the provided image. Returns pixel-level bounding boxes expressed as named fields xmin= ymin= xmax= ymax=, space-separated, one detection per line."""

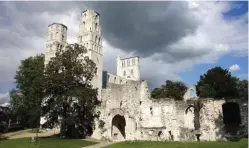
xmin=45 ymin=23 xmax=68 ymax=66
xmin=77 ymin=10 xmax=103 ymax=100
xmin=117 ymin=56 xmax=140 ymax=81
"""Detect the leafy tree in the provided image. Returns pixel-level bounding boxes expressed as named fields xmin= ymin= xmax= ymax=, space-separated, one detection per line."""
xmin=185 ymin=99 xmax=203 ymax=141
xmin=0 ymin=106 xmax=11 ymax=124
xmin=151 ymin=80 xmax=187 ymax=100
xmin=196 ymin=66 xmax=238 ymax=99
xmin=42 ymin=43 xmax=99 ymax=138
xmin=9 ymin=54 xmax=45 ymax=128
xmin=237 ymin=79 xmax=248 ymax=99
xmin=151 ymin=88 xmax=164 ymax=99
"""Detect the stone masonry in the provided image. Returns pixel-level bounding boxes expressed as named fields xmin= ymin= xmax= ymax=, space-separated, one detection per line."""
xmin=91 ymin=80 xmax=248 ymax=142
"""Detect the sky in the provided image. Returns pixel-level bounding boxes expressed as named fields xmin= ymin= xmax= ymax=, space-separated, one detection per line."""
xmin=0 ymin=1 xmax=248 ymax=106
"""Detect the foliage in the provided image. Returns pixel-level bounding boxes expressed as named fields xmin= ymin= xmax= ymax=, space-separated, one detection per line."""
xmin=99 ymin=120 xmax=105 ymax=129
xmin=9 ymin=54 xmax=45 ymax=128
xmin=151 ymin=80 xmax=187 ymax=100
xmin=196 ymin=66 xmax=238 ymax=99
xmin=42 ymin=43 xmax=99 ymax=138
xmin=236 ymin=79 xmax=248 ymax=99
xmin=0 ymin=106 xmax=12 ymax=124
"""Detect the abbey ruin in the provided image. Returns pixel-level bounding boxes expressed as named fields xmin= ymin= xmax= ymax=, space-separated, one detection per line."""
xmin=41 ymin=10 xmax=248 ymax=142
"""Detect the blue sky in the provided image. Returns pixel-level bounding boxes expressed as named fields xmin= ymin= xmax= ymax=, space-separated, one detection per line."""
xmin=223 ymin=1 xmax=248 ymax=18
xmin=180 ymin=1 xmax=248 ymax=86
xmin=180 ymin=54 xmax=248 ymax=85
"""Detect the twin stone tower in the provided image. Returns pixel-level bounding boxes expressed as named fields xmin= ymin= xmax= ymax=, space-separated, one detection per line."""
xmin=44 ymin=10 xmax=140 ymax=100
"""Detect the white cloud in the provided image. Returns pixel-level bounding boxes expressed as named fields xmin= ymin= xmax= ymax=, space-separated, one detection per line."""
xmin=0 ymin=92 xmax=9 ymax=105
xmin=229 ymin=64 xmax=240 ymax=72
xmin=1 ymin=102 xmax=10 ymax=107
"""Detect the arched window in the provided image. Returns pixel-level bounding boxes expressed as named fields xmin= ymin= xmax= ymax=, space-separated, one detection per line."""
xmin=127 ymin=60 xmax=130 ymax=66
xmin=62 ymin=35 xmax=64 ymax=41
xmin=56 ymin=32 xmax=59 ymax=39
xmin=95 ymin=23 xmax=98 ymax=31
xmin=99 ymin=37 xmax=101 ymax=44
xmin=131 ymin=69 xmax=134 ymax=75
xmin=123 ymin=71 xmax=126 ymax=76
xmin=132 ymin=59 xmax=135 ymax=65
xmin=95 ymin=36 xmax=98 ymax=42
xmin=107 ymin=75 xmax=110 ymax=82
xmin=122 ymin=61 xmax=125 ymax=67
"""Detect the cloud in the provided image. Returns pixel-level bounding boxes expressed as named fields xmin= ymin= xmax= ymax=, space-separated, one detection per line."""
xmin=0 ymin=1 xmax=247 ymax=100
xmin=229 ymin=64 xmax=240 ymax=72
xmin=86 ymin=1 xmax=200 ymax=62
xmin=0 ymin=93 xmax=9 ymax=105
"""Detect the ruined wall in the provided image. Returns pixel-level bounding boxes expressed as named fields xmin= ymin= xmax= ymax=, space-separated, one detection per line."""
xmin=102 ymin=71 xmax=127 ymax=88
xmin=92 ymin=80 xmax=248 ymax=142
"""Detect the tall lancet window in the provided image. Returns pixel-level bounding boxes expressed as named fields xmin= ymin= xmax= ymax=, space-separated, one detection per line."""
xmin=95 ymin=23 xmax=98 ymax=31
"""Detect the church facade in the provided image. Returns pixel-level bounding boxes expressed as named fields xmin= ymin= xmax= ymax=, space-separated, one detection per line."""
xmin=42 ymin=10 xmax=248 ymax=142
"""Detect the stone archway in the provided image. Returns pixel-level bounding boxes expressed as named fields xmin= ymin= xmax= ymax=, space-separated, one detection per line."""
xmin=111 ymin=114 xmax=126 ymax=140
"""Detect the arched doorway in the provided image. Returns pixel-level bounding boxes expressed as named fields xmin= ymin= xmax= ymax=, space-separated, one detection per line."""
xmin=111 ymin=114 xmax=126 ymax=140
xmin=222 ymin=102 xmax=241 ymax=135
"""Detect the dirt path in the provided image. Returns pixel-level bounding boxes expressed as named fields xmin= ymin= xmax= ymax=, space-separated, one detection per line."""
xmin=82 ymin=138 xmax=115 ymax=148
xmin=82 ymin=141 xmax=113 ymax=148
xmin=3 ymin=130 xmax=115 ymax=148
xmin=3 ymin=129 xmax=59 ymax=139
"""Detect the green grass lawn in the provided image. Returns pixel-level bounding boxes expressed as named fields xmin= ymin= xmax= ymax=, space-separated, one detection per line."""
xmin=106 ymin=138 xmax=248 ymax=148
xmin=0 ymin=137 xmax=97 ymax=148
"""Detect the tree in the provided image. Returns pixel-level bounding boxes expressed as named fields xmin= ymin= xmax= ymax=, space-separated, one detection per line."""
xmin=0 ymin=106 xmax=11 ymax=124
xmin=196 ymin=66 xmax=238 ymax=99
xmin=9 ymin=54 xmax=45 ymax=128
xmin=237 ymin=79 xmax=248 ymax=99
xmin=151 ymin=80 xmax=187 ymax=100
xmin=151 ymin=88 xmax=164 ymax=99
xmin=42 ymin=43 xmax=99 ymax=138
xmin=185 ymin=99 xmax=203 ymax=141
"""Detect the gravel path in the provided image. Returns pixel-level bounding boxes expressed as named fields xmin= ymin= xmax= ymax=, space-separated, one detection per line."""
xmin=82 ymin=141 xmax=113 ymax=148
xmin=4 ymin=129 xmax=59 ymax=139
xmin=82 ymin=138 xmax=115 ymax=148
xmin=4 ymin=130 xmax=115 ymax=148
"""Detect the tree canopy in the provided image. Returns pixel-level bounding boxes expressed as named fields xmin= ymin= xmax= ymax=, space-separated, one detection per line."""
xmin=9 ymin=54 xmax=45 ymax=128
xmin=196 ymin=66 xmax=243 ymax=99
xmin=236 ymin=79 xmax=248 ymax=99
xmin=151 ymin=80 xmax=187 ymax=100
xmin=42 ymin=43 xmax=99 ymax=138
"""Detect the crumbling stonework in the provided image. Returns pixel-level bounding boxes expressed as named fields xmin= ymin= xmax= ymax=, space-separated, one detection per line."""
xmin=91 ymin=80 xmax=248 ymax=142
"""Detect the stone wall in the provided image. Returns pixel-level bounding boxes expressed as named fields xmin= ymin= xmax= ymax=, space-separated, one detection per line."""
xmin=92 ymin=80 xmax=248 ymax=142
xmin=102 ymin=71 xmax=127 ymax=88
